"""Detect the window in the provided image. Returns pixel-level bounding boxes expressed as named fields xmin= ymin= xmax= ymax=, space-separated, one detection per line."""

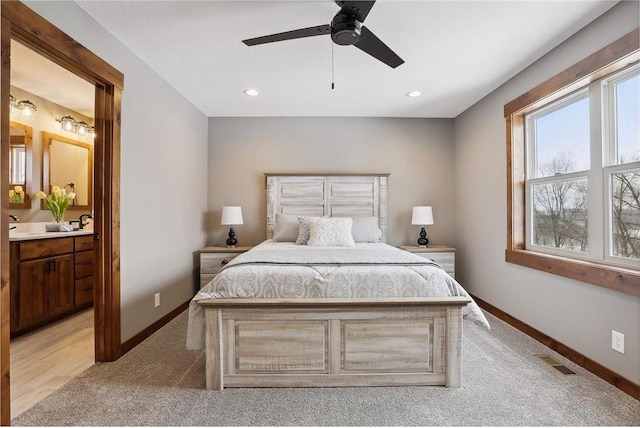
xmin=524 ymin=67 xmax=639 ymax=269
xmin=505 ymin=29 xmax=639 ymax=296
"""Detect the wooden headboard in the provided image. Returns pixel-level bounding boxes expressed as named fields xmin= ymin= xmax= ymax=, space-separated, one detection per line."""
xmin=265 ymin=173 xmax=389 ymax=242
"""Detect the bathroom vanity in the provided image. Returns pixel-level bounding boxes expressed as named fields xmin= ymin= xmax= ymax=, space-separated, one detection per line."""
xmin=9 ymin=225 xmax=95 ymax=337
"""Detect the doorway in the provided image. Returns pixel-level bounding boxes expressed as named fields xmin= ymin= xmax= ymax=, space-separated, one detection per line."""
xmin=1 ymin=2 xmax=123 ymax=424
xmin=9 ymin=37 xmax=96 ymax=418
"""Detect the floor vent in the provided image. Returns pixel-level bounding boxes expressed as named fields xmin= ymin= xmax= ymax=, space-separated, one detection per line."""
xmin=535 ymin=354 xmax=576 ymax=375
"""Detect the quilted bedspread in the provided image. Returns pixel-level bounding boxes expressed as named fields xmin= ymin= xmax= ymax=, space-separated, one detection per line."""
xmin=186 ymin=241 xmax=489 ymax=350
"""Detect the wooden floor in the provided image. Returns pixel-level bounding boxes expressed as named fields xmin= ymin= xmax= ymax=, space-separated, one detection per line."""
xmin=10 ymin=309 xmax=95 ymax=418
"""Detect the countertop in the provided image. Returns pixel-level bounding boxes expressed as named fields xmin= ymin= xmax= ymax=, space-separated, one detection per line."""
xmin=9 ymin=222 xmax=93 ymax=241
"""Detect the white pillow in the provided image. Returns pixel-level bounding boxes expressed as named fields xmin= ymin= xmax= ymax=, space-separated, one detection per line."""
xmin=351 ymin=217 xmax=382 ymax=242
xmin=307 ymin=217 xmax=355 ymax=247
xmin=272 ymin=214 xmax=299 ymax=242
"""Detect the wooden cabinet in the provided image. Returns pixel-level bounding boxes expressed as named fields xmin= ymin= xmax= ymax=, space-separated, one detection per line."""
xmin=10 ymin=235 xmax=95 ymax=336
xmin=199 ymin=246 xmax=253 ymax=288
xmin=399 ymin=245 xmax=456 ymax=278
xmin=74 ymin=235 xmax=96 ymax=306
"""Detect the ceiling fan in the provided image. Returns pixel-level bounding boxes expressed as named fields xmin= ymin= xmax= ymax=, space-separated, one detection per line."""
xmin=242 ymin=0 xmax=404 ymax=69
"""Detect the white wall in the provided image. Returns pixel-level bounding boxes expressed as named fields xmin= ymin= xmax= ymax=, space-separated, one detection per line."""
xmin=208 ymin=117 xmax=454 ymax=248
xmin=454 ymin=1 xmax=640 ymax=383
xmin=23 ymin=1 xmax=209 ymax=341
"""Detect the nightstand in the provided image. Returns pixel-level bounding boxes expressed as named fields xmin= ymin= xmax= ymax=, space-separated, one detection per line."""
xmin=399 ymin=245 xmax=456 ymax=278
xmin=198 ymin=246 xmax=253 ymax=288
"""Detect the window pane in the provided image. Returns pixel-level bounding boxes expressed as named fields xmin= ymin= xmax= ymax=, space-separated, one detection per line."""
xmin=611 ymin=170 xmax=640 ymax=259
xmin=535 ymin=96 xmax=590 ymax=177
xmin=615 ymin=74 xmax=640 ymax=164
xmin=532 ymin=178 xmax=588 ymax=252
xmin=9 ymin=146 xmax=25 ymax=184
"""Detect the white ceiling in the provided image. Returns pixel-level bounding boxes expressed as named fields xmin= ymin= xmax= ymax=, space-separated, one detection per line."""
xmin=17 ymin=1 xmax=619 ymax=119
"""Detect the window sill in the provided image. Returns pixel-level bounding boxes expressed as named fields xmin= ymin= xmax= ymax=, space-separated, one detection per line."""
xmin=505 ymin=249 xmax=639 ymax=297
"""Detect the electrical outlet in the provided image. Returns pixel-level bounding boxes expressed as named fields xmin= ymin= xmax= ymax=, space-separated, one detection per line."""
xmin=154 ymin=293 xmax=160 ymax=308
xmin=612 ymin=330 xmax=625 ymax=354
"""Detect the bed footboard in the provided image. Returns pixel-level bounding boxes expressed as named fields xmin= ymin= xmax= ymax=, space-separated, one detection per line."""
xmin=200 ymin=297 xmax=470 ymax=390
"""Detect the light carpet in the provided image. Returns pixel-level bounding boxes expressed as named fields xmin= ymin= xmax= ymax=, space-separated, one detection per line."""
xmin=12 ymin=310 xmax=639 ymax=426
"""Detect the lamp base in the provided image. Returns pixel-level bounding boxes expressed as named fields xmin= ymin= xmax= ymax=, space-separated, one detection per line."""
xmin=417 ymin=227 xmax=429 ymax=247
xmin=226 ymin=227 xmax=238 ymax=247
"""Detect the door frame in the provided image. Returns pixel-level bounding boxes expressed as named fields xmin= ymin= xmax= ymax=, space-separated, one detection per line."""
xmin=1 ymin=2 xmax=123 ymax=424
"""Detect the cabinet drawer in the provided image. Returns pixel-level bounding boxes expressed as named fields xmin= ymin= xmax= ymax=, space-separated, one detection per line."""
xmin=75 ymin=235 xmax=94 ymax=252
xmin=200 ymin=253 xmax=240 ymax=275
xmin=416 ymin=252 xmax=455 ymax=278
xmin=75 ymin=250 xmax=94 ymax=279
xmin=18 ymin=238 xmax=73 ymax=260
xmin=75 ymin=276 xmax=94 ymax=305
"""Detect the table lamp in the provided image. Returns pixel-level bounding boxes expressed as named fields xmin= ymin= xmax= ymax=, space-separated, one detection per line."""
xmin=221 ymin=206 xmax=243 ymax=247
xmin=411 ymin=206 xmax=434 ymax=247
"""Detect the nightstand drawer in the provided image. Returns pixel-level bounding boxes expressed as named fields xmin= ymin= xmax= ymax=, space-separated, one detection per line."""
xmin=200 ymin=253 xmax=240 ymax=275
xmin=200 ymin=274 xmax=216 ymax=289
xmin=419 ymin=252 xmax=455 ymax=277
xmin=198 ymin=246 xmax=254 ymax=289
xmin=398 ymin=246 xmax=456 ymax=278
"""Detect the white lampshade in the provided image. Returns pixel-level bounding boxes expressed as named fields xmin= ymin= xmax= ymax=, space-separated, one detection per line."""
xmin=411 ymin=206 xmax=434 ymax=226
xmin=221 ymin=206 xmax=243 ymax=225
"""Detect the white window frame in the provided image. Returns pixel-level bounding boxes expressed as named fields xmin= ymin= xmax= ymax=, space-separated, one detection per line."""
xmin=524 ymin=65 xmax=640 ymax=270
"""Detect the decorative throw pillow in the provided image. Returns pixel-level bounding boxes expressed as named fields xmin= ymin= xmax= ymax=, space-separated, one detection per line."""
xmin=351 ymin=217 xmax=383 ymax=242
xmin=272 ymin=214 xmax=299 ymax=242
xmin=307 ymin=217 xmax=355 ymax=247
xmin=296 ymin=216 xmax=314 ymax=245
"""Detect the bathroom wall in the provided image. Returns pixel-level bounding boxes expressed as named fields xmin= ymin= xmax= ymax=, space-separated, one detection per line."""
xmin=9 ymin=86 xmax=94 ymax=223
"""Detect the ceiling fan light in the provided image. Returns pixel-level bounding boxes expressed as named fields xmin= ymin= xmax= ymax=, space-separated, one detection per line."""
xmin=243 ymin=88 xmax=260 ymax=97
xmin=406 ymin=91 xmax=422 ymax=98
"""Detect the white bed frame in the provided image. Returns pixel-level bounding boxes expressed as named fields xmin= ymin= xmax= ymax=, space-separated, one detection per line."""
xmin=199 ymin=174 xmax=470 ymax=390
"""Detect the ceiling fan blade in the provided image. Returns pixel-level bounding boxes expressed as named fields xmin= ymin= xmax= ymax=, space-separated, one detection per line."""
xmin=243 ymin=25 xmax=331 ymax=46
xmin=338 ymin=1 xmax=376 ymax=23
xmin=353 ymin=26 xmax=404 ymax=68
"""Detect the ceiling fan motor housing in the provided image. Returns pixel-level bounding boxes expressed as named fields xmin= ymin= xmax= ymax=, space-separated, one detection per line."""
xmin=331 ymin=14 xmax=361 ymax=45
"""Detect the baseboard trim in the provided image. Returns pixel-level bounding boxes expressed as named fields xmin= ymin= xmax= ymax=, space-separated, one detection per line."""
xmin=121 ymin=300 xmax=190 ymax=355
xmin=471 ymin=294 xmax=640 ymax=400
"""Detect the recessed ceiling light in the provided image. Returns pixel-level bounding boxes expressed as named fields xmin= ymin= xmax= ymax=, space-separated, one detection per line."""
xmin=406 ymin=90 xmax=422 ymax=98
xmin=244 ymin=88 xmax=260 ymax=97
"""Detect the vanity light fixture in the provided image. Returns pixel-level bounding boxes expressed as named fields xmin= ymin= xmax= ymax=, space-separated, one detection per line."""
xmin=57 ymin=115 xmax=95 ymax=136
xmin=17 ymin=100 xmax=37 ymax=118
xmin=10 ymin=98 xmax=38 ymax=120
xmin=243 ymin=88 xmax=260 ymax=97
xmin=9 ymin=95 xmax=17 ymax=114
xmin=76 ymin=121 xmax=89 ymax=136
xmin=60 ymin=115 xmax=76 ymax=132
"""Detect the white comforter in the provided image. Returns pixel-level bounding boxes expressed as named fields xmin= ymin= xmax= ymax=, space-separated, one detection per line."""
xmin=186 ymin=241 xmax=489 ymax=349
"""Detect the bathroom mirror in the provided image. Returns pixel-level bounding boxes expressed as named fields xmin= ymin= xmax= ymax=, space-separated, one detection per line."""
xmin=41 ymin=131 xmax=93 ymax=211
xmin=9 ymin=121 xmax=33 ymax=209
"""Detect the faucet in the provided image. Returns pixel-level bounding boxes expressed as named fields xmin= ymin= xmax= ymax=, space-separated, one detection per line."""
xmin=79 ymin=214 xmax=93 ymax=229
xmin=9 ymin=214 xmax=19 ymax=230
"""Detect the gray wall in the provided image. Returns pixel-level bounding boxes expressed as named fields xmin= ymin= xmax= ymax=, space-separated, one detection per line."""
xmin=453 ymin=1 xmax=640 ymax=383
xmin=207 ymin=117 xmax=454 ymax=248
xmin=24 ymin=1 xmax=209 ymax=342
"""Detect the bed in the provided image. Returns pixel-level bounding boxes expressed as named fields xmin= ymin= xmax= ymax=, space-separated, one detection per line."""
xmin=187 ymin=174 xmax=489 ymax=390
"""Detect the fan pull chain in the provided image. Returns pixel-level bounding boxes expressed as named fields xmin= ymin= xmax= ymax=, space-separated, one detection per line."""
xmin=331 ymin=40 xmax=335 ymax=90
